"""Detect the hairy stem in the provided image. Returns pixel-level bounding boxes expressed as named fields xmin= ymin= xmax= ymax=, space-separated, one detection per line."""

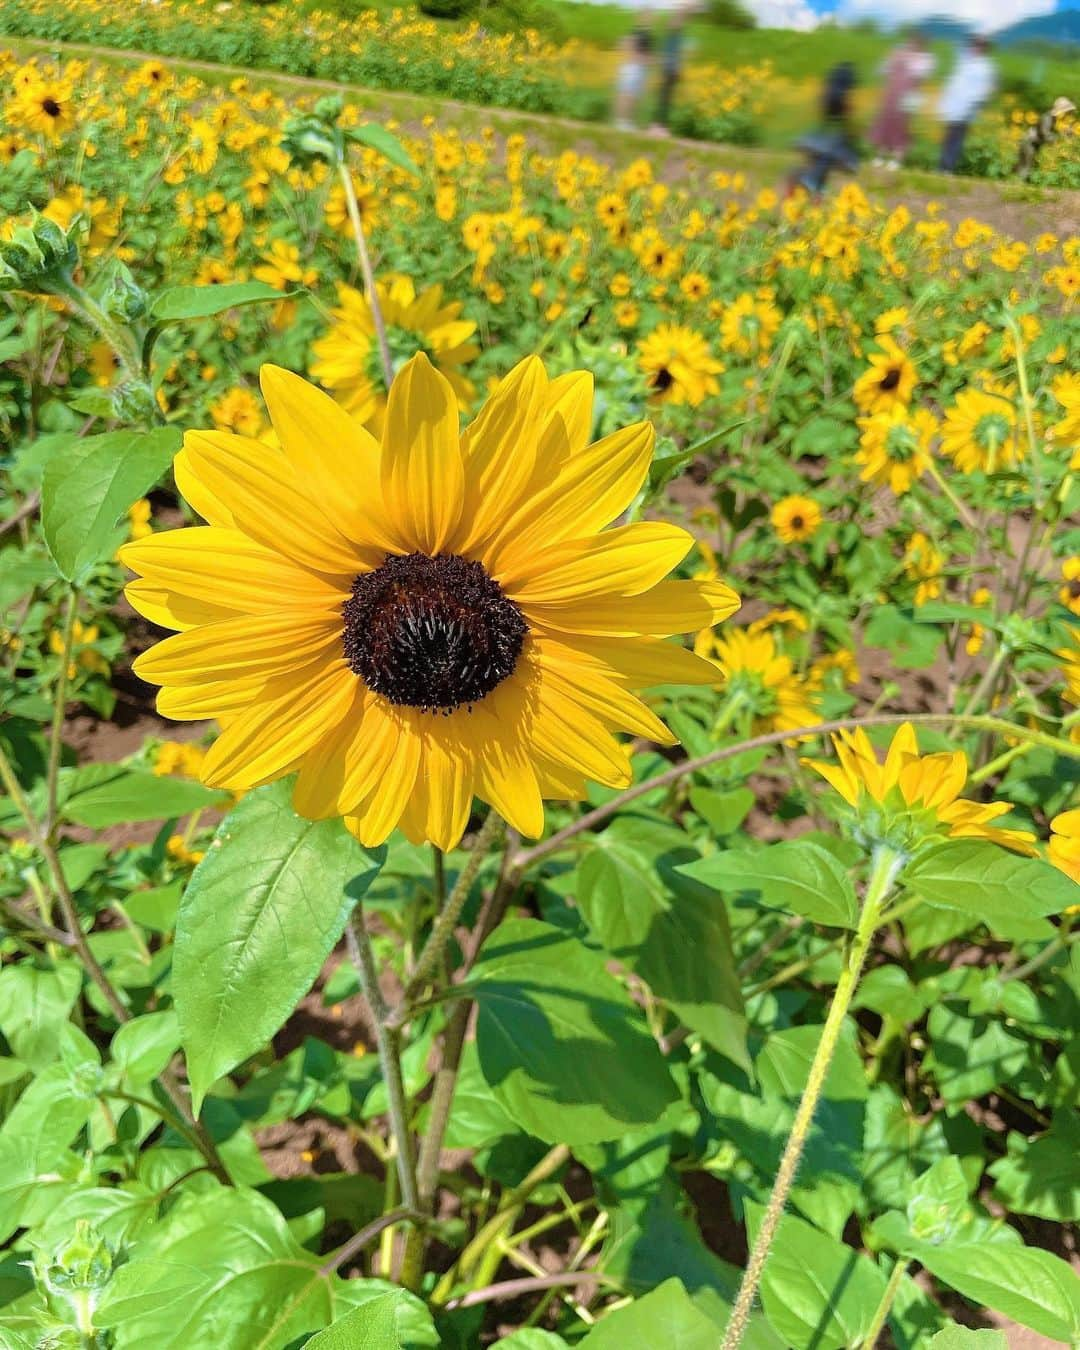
xmin=863 ymin=1258 xmax=909 ymax=1347
xmin=721 ymin=845 xmax=902 ymax=1350
xmin=337 ymin=159 xmax=393 ymax=390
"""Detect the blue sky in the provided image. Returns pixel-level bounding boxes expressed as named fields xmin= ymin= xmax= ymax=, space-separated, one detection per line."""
xmin=747 ymin=0 xmax=1073 ymax=31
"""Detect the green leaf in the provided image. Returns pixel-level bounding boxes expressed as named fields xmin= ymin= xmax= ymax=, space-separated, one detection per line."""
xmin=492 ymin=1334 xmax=570 ymax=1349
xmin=928 ymin=1330 xmax=1008 ymax=1350
xmin=745 ymin=1202 xmax=887 ymax=1350
xmin=680 ymin=839 xmax=858 ymax=929
xmin=347 ymin=124 xmax=419 ymax=176
xmin=0 ymin=961 xmax=81 ymax=1071
xmin=467 ymin=918 xmax=678 ymax=1146
xmin=989 ymin=1112 xmax=1080 ymax=1222
xmin=174 ymin=780 xmax=384 ymax=1113
xmin=41 ymin=427 xmax=181 ymax=581
xmin=149 ymin=281 xmax=291 ymax=321
xmin=580 ymin=1278 xmax=719 ymax=1350
xmin=905 ymin=842 xmax=1075 ymax=931
xmin=304 ymin=1291 xmax=434 ymax=1350
xmin=906 ymin=1157 xmax=970 ymax=1242
xmin=111 ymin=1010 xmax=181 ymax=1084
xmin=689 ymin=786 xmax=755 ymax=836
xmin=578 ymin=823 xmax=747 ymax=1068
xmin=893 ymin=1237 xmax=1080 ymax=1343
xmin=55 ymin=764 xmax=225 ymax=827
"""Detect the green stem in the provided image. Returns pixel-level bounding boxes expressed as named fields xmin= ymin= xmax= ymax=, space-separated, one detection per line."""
xmin=926 ymin=459 xmax=978 ymax=532
xmin=337 ymin=159 xmax=393 ymax=390
xmin=392 ymin=811 xmax=504 ymax=1022
xmin=45 ymin=587 xmax=78 ymax=838
xmin=863 ymin=1258 xmax=909 ymax=1347
xmin=346 ymin=911 xmax=420 ymax=1218
xmin=721 ymin=845 xmax=902 ymax=1350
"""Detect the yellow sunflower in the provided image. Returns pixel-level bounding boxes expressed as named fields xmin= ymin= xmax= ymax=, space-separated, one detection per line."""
xmin=940 ymin=386 xmax=1021 ymax=475
xmin=805 ymin=723 xmax=1037 ymax=855
xmin=902 ymin=531 xmax=943 ymax=606
xmin=1048 ymin=809 xmax=1080 ymax=885
xmin=852 ymin=337 xmax=917 ymax=415
xmin=702 ymin=627 xmax=821 ymax=735
xmin=1050 ymin=371 xmax=1080 ymax=454
xmin=13 ymin=79 xmax=76 ymax=140
xmin=719 ymin=293 xmax=781 ymax=358
xmin=637 ymin=324 xmax=723 ymax=407
xmin=1060 ymin=558 xmax=1080 ymax=617
xmin=310 ymin=275 xmax=478 ymax=432
xmin=122 ymin=355 xmax=740 ymax=851
xmin=855 ymin=405 xmax=936 ymax=495
xmin=771 ymin=494 xmax=821 ymax=544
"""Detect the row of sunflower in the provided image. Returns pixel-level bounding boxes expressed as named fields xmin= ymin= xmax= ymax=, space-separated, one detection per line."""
xmin=0 ymin=46 xmax=1079 ymax=1350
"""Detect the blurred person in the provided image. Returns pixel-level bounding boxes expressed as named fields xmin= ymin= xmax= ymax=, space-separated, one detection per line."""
xmin=937 ymin=35 xmax=995 ymax=174
xmin=1015 ymin=96 xmax=1075 ymax=180
xmin=614 ymin=16 xmax=653 ymax=130
xmin=785 ymin=61 xmax=860 ymax=197
xmin=654 ymin=9 xmax=688 ymax=131
xmin=870 ymin=29 xmax=933 ymax=169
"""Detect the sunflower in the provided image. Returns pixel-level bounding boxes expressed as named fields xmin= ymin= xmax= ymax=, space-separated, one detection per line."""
xmin=1048 ymin=809 xmax=1080 ymax=885
xmin=771 ymin=494 xmax=821 ymax=544
xmin=719 ymin=293 xmax=781 ymax=358
xmin=855 ymin=405 xmax=936 ymax=495
xmin=13 ymin=79 xmax=76 ymax=140
xmin=852 ymin=337 xmax=917 ymax=415
xmin=902 ymin=531 xmax=943 ymax=606
xmin=1050 ymin=372 xmax=1080 ymax=452
xmin=805 ymin=723 xmax=1037 ymax=856
xmin=311 ymin=275 xmax=478 ymax=432
xmin=88 ymin=340 xmax=122 ymax=387
xmin=1059 ymin=558 xmax=1080 ymax=617
xmin=637 ymin=324 xmax=723 ymax=407
xmin=702 ymin=627 xmax=821 ymax=735
xmin=940 ymin=386 xmax=1021 ymax=475
xmin=122 ymin=355 xmax=740 ymax=851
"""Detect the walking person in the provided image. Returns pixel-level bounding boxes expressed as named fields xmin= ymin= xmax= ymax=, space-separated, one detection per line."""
xmin=614 ymin=16 xmax=653 ymax=131
xmin=937 ymin=35 xmax=996 ymax=174
xmin=784 ymin=61 xmax=860 ymax=198
xmin=1015 ymin=96 xmax=1075 ymax=180
xmin=870 ymin=29 xmax=933 ymax=169
xmin=654 ymin=10 xmax=688 ymax=132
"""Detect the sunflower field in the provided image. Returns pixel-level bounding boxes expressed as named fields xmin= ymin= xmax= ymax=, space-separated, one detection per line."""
xmin=1 ymin=39 xmax=1080 ymax=1350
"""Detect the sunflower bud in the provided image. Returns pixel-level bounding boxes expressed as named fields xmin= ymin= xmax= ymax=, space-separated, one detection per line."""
xmin=99 ymin=259 xmax=148 ymax=323
xmin=35 ymin=1219 xmax=114 ymax=1336
xmin=0 ymin=210 xmax=79 ymax=293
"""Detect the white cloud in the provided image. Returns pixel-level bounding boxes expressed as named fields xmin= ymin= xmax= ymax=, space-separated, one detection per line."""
xmin=835 ymin=0 xmax=1057 ymax=34
xmin=745 ymin=0 xmax=820 ymax=28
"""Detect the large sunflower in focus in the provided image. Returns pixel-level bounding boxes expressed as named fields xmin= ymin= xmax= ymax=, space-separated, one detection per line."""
xmin=311 ymin=275 xmax=478 ymax=432
xmin=124 ymin=355 xmax=739 ymax=850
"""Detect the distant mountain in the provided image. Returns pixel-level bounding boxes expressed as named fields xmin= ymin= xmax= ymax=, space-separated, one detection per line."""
xmin=994 ymin=8 xmax=1080 ymax=47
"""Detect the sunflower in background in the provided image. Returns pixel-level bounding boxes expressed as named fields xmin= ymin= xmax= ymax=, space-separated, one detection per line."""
xmin=122 ymin=354 xmax=739 ymax=851
xmin=853 ymin=336 xmax=917 ymax=415
xmin=11 ymin=77 xmax=76 ymax=140
xmin=701 ymin=626 xmax=822 ymax=736
xmin=637 ymin=323 xmax=723 ymax=407
xmin=855 ymin=404 xmax=936 ymax=495
xmin=311 ymin=275 xmax=478 ymax=432
xmin=940 ymin=384 xmax=1021 ymax=475
xmin=1048 ymin=810 xmax=1080 ymax=883
xmin=771 ymin=494 xmax=821 ymax=545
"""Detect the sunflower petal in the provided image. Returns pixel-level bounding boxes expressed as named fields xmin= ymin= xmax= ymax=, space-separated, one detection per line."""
xmin=133 ymin=612 xmax=340 ymax=687
xmin=380 ymin=352 xmax=464 ymax=554
xmin=345 ymin=712 xmax=423 ymax=846
xmin=532 ymin=577 xmax=740 ymax=638
xmin=505 ymin=522 xmax=693 ymax=605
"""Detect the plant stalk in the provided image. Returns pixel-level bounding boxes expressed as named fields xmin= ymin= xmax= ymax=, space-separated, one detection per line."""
xmin=720 ymin=845 xmax=902 ymax=1350
xmin=863 ymin=1258 xmax=909 ymax=1346
xmin=337 ymin=159 xmax=393 ymax=390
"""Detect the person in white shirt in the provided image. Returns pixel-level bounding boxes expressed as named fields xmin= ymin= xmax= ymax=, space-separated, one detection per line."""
xmin=938 ymin=35 xmax=996 ymax=173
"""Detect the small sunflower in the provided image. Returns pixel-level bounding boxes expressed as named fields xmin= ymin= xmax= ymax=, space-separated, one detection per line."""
xmin=852 ymin=337 xmax=917 ymax=415
xmin=902 ymin=531 xmax=943 ymax=606
xmin=637 ymin=324 xmax=723 ymax=407
xmin=771 ymin=494 xmax=821 ymax=544
xmin=703 ymin=627 xmax=821 ymax=735
xmin=805 ymin=723 xmax=1037 ymax=856
xmin=855 ymin=405 xmax=936 ymax=495
xmin=1060 ymin=558 xmax=1080 ymax=617
xmin=940 ymin=386 xmax=1021 ymax=475
xmin=122 ymin=354 xmax=739 ymax=851
xmin=719 ymin=293 xmax=781 ymax=358
xmin=311 ymin=275 xmax=478 ymax=432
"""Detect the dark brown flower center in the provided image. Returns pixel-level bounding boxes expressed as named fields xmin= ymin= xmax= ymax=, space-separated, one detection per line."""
xmin=880 ymin=366 xmax=902 ymax=391
xmin=790 ymin=514 xmax=805 ymax=531
xmin=41 ymin=97 xmax=62 ymax=117
xmin=653 ymin=366 xmax=675 ymax=392
xmin=342 ymin=552 xmax=526 ymax=713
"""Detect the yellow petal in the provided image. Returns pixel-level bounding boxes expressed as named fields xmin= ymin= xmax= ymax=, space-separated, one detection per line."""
xmin=182 ymin=429 xmax=366 ymax=578
xmin=380 ymin=352 xmax=464 ymax=555
xmin=259 ymin=364 xmax=404 ymax=554
xmin=125 ymin=580 xmax=240 ymax=631
xmin=156 ymin=678 xmax=264 ymax=721
xmin=458 ymin=355 xmax=547 ymax=553
xmin=529 ymin=674 xmax=632 ymax=789
xmin=537 ymin=644 xmax=676 ymax=745
xmin=565 ymin=634 xmax=722 ymax=688
xmin=543 ymin=370 xmax=594 ymax=457
xmin=292 ymin=690 xmax=369 ymax=819
xmin=174 ymin=447 xmax=236 ymax=528
xmin=345 ymin=711 xmax=423 ymax=846
xmin=201 ymin=659 xmax=357 ymax=790
xmin=413 ymin=721 xmax=475 ymax=852
xmin=133 ymin=612 xmax=340 ymax=687
xmin=505 ymin=523 xmax=693 ymax=606
xmin=121 ymin=527 xmax=344 ymax=615
xmin=532 ymin=578 xmax=740 ymax=638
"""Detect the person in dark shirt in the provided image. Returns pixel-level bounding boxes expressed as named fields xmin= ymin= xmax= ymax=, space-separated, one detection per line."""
xmin=785 ymin=61 xmax=861 ymax=196
xmin=655 ymin=11 xmax=687 ymax=130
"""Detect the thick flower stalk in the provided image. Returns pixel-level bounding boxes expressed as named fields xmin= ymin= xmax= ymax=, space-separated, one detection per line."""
xmin=122 ymin=354 xmax=739 ymax=850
